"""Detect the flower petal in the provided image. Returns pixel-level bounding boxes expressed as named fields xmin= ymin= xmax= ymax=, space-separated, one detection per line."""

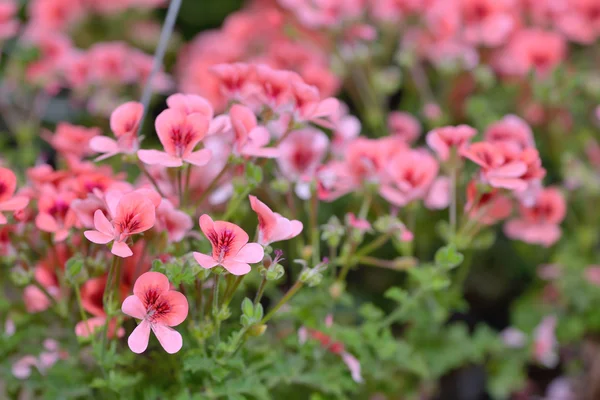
xmin=121 ymin=295 xmax=146 ymax=320
xmin=151 ymin=324 xmax=183 ymax=354
xmin=221 ymin=260 xmax=252 ymax=276
xmin=93 ymin=210 xmax=114 ymax=236
xmin=156 ymin=291 xmax=188 ymax=326
xmin=128 ymin=319 xmax=151 ymax=354
xmin=90 ymin=136 xmax=119 ymax=154
xmin=233 ymin=243 xmax=264 ymax=264
xmin=138 ymin=150 xmax=182 ymax=168
xmin=35 ymin=213 xmax=59 ymax=232
xmin=183 ymin=148 xmax=212 ymax=167
xmin=193 ymin=252 xmax=218 ymax=270
xmin=112 ymin=241 xmax=133 ymax=258
xmin=0 ymin=196 xmax=28 ymax=211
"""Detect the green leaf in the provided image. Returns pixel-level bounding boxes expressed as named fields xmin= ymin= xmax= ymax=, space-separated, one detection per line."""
xmin=434 ymin=245 xmax=464 ymax=269
xmin=384 ymin=287 xmax=408 ymax=303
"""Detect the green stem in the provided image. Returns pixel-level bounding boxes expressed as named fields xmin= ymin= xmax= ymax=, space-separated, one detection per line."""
xmin=74 ymin=285 xmax=95 ymax=346
xmin=223 ymin=275 xmax=245 ymax=307
xmin=212 ymin=273 xmax=221 ymax=344
xmin=254 ymin=276 xmax=268 ymax=305
xmin=261 ymin=280 xmax=304 ymax=324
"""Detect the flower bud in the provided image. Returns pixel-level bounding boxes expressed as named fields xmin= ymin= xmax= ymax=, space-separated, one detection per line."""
xmin=248 ymin=324 xmax=267 ymax=337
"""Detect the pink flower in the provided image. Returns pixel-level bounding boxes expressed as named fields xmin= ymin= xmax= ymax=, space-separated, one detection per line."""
xmin=584 ymin=266 xmax=600 ymax=286
xmin=427 ymin=125 xmax=477 ymax=161
xmin=277 ymin=128 xmax=329 ymax=199
xmin=75 ymin=317 xmax=125 ymax=339
xmin=137 ymin=108 xmax=212 ymax=167
xmin=460 ymin=0 xmax=516 ymax=46
xmin=504 ymin=187 xmax=566 ymax=247
xmin=388 ymin=111 xmax=421 ymax=144
xmin=23 ymin=265 xmax=61 ymax=313
xmin=291 ymin=81 xmax=339 ymax=128
xmin=462 ymin=142 xmax=529 ymax=191
xmin=249 ymin=195 xmax=303 ymax=246
xmin=495 ymin=28 xmax=566 ymax=78
xmin=380 ymin=150 xmax=439 ymax=207
xmin=0 ymin=167 xmax=29 ymax=224
xmin=193 ymin=214 xmax=264 ymax=275
xmin=35 ymin=187 xmax=76 ymax=242
xmin=555 ymin=0 xmax=600 ymax=44
xmin=90 ymin=102 xmax=144 ymax=160
xmin=465 ymin=181 xmax=512 ymax=225
xmin=229 ymin=104 xmax=279 ymax=158
xmin=84 ymin=191 xmax=159 ymax=257
xmin=346 ymin=213 xmax=371 ymax=232
xmin=43 ymin=123 xmax=101 ymax=159
xmin=484 ymin=115 xmax=535 ymax=151
xmin=155 ymin=199 xmax=193 ymax=242
xmin=121 ymin=272 xmax=189 ymax=354
xmin=12 ymin=355 xmax=40 ymax=379
xmin=0 ymin=1 xmax=18 ymax=40
xmin=500 ymin=327 xmax=526 ymax=348
xmin=532 ymin=316 xmax=558 ymax=368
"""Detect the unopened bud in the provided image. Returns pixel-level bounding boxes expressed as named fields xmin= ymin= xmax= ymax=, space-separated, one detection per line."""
xmin=248 ymin=324 xmax=267 ymax=337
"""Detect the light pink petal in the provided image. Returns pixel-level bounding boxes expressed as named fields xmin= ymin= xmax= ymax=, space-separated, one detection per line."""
xmin=114 ymin=192 xmax=156 ymax=234
xmin=183 ymin=148 xmax=212 ymax=167
xmin=289 ymin=220 xmax=304 ymax=238
xmin=156 ymin=291 xmax=188 ymax=326
xmin=134 ymin=188 xmax=162 ymax=208
xmin=198 ymin=214 xmax=215 ymax=238
xmin=313 ymin=98 xmax=339 ymax=118
xmin=151 ymin=323 xmax=183 ymax=354
xmin=112 ymin=241 xmax=133 ymax=258
xmin=84 ymin=230 xmax=112 ymax=245
xmin=242 ymin=147 xmax=280 ymax=158
xmin=248 ymin=127 xmax=271 ymax=148
xmin=0 ymin=212 xmax=6 ymax=224
xmin=487 ymin=162 xmax=527 ymax=179
xmin=221 ymin=260 xmax=252 ymax=276
xmin=341 ymin=352 xmax=363 ymax=383
xmin=93 ymin=210 xmax=114 ymax=236
xmin=0 ymin=196 xmax=28 ymax=211
xmin=104 ymin=190 xmax=122 ymax=218
xmin=138 ymin=150 xmax=182 ymax=167
xmin=121 ymin=295 xmax=147 ymax=319
xmin=379 ymin=185 xmax=409 ymax=207
xmin=233 ymin=243 xmax=264 ymax=264
xmin=75 ymin=316 xmax=106 ymax=338
xmin=127 ymin=319 xmax=151 ymax=354
xmin=133 ymin=271 xmax=170 ymax=300
xmin=426 ymin=132 xmax=449 ymax=161
xmin=155 ymin=109 xmax=185 ymax=155
xmin=193 ymin=252 xmax=218 ymax=270
xmin=488 ymin=177 xmax=528 ymax=191
xmin=90 ymin=136 xmax=119 ymax=154
xmin=54 ymin=229 xmax=69 ymax=242
xmin=35 ymin=213 xmax=59 ymax=232
xmin=12 ymin=356 xmax=38 ymax=379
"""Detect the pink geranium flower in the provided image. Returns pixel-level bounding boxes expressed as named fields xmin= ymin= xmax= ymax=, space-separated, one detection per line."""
xmin=84 ymin=191 xmax=159 ymax=257
xmin=229 ymin=104 xmax=279 ymax=158
xmin=166 ymin=93 xmax=214 ymax=119
xmin=555 ymin=0 xmax=600 ymax=44
xmin=426 ymin=125 xmax=477 ymax=161
xmin=42 ymin=123 xmax=101 ymax=159
xmin=460 ymin=0 xmax=516 ymax=46
xmin=155 ymin=199 xmax=193 ymax=242
xmin=464 ymin=181 xmax=513 ymax=225
xmin=90 ymin=102 xmax=144 ymax=161
xmin=484 ymin=115 xmax=535 ymax=151
xmin=137 ymin=108 xmax=212 ymax=167
xmin=461 ymin=142 xmax=529 ymax=191
xmin=121 ymin=272 xmax=188 ymax=354
xmin=388 ymin=111 xmax=421 ymax=144
xmin=35 ymin=187 xmax=77 ymax=242
xmin=249 ymin=195 xmax=303 ymax=246
xmin=380 ymin=150 xmax=439 ymax=207
xmin=291 ymin=81 xmax=339 ymax=128
xmin=193 ymin=214 xmax=264 ymax=275
xmin=504 ymin=187 xmax=566 ymax=247
xmin=0 ymin=167 xmax=29 ymax=224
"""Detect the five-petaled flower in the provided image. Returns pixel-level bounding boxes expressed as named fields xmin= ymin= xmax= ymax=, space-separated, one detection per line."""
xmin=122 ymin=272 xmax=188 ymax=354
xmin=193 ymin=214 xmax=264 ymax=275
xmin=84 ymin=190 xmax=160 ymax=257
xmin=249 ymin=195 xmax=303 ymax=246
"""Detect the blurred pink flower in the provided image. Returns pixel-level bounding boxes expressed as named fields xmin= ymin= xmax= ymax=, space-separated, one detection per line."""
xmin=427 ymin=125 xmax=477 ymax=161
xmin=155 ymin=199 xmax=193 ymax=243
xmin=484 ymin=115 xmax=535 ymax=151
xmin=532 ymin=316 xmax=558 ymax=368
xmin=35 ymin=186 xmax=76 ymax=242
xmin=424 ymin=176 xmax=451 ymax=210
xmin=555 ymin=0 xmax=600 ymax=44
xmin=0 ymin=167 xmax=29 ymax=224
xmin=122 ymin=272 xmax=189 ymax=354
xmin=193 ymin=214 xmax=264 ymax=275
xmin=380 ymin=150 xmax=439 ymax=206
xmin=460 ymin=0 xmax=516 ymax=46
xmin=229 ymin=104 xmax=279 ymax=158
xmin=388 ymin=111 xmax=421 ymax=144
xmin=249 ymin=195 xmax=303 ymax=246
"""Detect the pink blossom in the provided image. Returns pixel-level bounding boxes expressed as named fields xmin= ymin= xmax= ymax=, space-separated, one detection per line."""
xmin=277 ymin=128 xmax=329 ymax=199
xmin=35 ymin=186 xmax=76 ymax=242
xmin=43 ymin=123 xmax=101 ymax=159
xmin=291 ymin=81 xmax=339 ymax=128
xmin=137 ymin=108 xmax=211 ymax=167
xmin=555 ymin=0 xmax=600 ymax=44
xmin=75 ymin=317 xmax=125 ymax=339
xmin=193 ymin=214 xmax=264 ymax=275
xmin=484 ymin=115 xmax=535 ymax=151
xmin=465 ymin=181 xmax=512 ymax=225
xmin=380 ymin=150 xmax=439 ymax=207
xmin=90 ymin=101 xmax=144 ymax=160
xmin=427 ymin=125 xmax=477 ymax=161
xmin=0 ymin=167 xmax=29 ymax=224
xmin=155 ymin=199 xmax=193 ymax=242
xmin=229 ymin=104 xmax=279 ymax=158
xmin=346 ymin=213 xmax=371 ymax=232
xmin=462 ymin=142 xmax=529 ymax=191
xmin=495 ymin=28 xmax=566 ymax=78
xmin=12 ymin=355 xmax=39 ymax=379
xmin=84 ymin=190 xmax=160 ymax=257
xmin=249 ymin=195 xmax=303 ymax=246
xmin=460 ymin=0 xmax=516 ymax=46
xmin=23 ymin=263 xmax=61 ymax=313
xmin=583 ymin=266 xmax=600 ymax=286
xmin=121 ymin=272 xmax=189 ymax=354
xmin=504 ymin=187 xmax=566 ymax=247
xmin=388 ymin=111 xmax=421 ymax=144
xmin=166 ymin=93 xmax=214 ymax=120
xmin=0 ymin=0 xmax=18 ymax=40
xmin=532 ymin=316 xmax=558 ymax=368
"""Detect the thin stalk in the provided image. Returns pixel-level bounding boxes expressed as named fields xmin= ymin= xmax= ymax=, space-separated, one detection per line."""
xmin=212 ymin=274 xmax=221 ymax=344
xmin=254 ymin=276 xmax=268 ymax=305
xmin=137 ymin=160 xmax=166 ymax=197
xmin=177 ymin=167 xmax=183 ymax=206
xmin=261 ymin=280 xmax=303 ymax=324
xmin=223 ymin=275 xmax=245 ymax=307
